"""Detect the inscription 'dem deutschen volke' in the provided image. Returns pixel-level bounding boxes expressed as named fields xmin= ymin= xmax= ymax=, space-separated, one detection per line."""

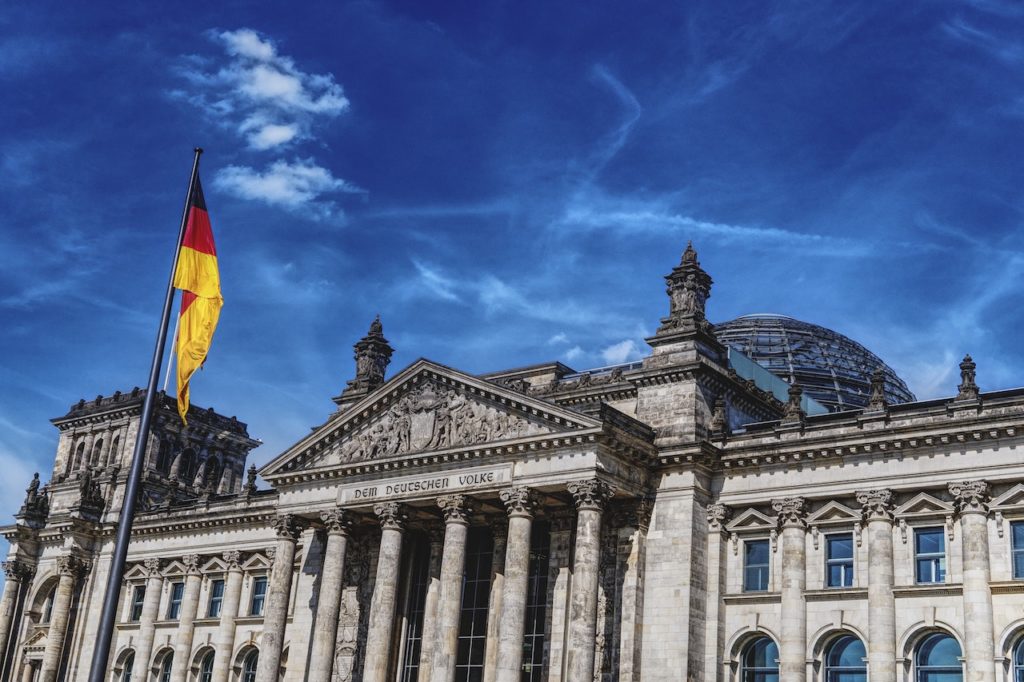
xmin=340 ymin=465 xmax=511 ymax=503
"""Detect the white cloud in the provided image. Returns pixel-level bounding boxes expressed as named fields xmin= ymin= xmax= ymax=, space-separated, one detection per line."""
xmin=214 ymin=159 xmax=363 ymax=218
xmin=563 ymin=346 xmax=585 ymax=362
xmin=412 ymin=261 xmax=462 ymax=302
xmin=221 ymin=27 xmax=277 ymax=61
xmin=547 ymin=332 xmax=570 ymax=345
xmin=600 ymin=339 xmax=643 ymax=365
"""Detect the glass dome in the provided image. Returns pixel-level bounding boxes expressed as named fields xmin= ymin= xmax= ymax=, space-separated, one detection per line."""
xmin=713 ymin=314 xmax=915 ymax=412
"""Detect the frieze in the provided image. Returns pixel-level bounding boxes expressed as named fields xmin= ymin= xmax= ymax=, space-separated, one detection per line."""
xmin=338 ymin=464 xmax=511 ymax=504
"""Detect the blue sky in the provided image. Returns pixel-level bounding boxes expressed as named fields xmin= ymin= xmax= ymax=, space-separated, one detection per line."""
xmin=2 ymin=0 xmax=1023 ymax=524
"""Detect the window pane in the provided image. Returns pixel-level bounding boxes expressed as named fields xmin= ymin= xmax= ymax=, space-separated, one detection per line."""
xmin=746 ymin=540 xmax=769 ymax=564
xmin=1012 ymin=522 xmax=1024 ymax=548
xmin=916 ymin=559 xmax=933 ymax=583
xmin=1013 ymin=552 xmax=1024 ymax=580
xmin=828 ymin=535 xmax=853 ymax=560
xmin=916 ymin=528 xmax=944 ymax=554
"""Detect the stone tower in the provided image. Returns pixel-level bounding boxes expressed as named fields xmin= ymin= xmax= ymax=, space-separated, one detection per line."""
xmin=333 ymin=316 xmax=395 ymax=409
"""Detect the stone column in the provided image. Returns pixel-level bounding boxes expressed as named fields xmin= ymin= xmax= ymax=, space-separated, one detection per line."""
xmin=857 ymin=489 xmax=897 ymax=682
xmin=308 ymin=508 xmax=353 ymax=682
xmin=40 ymin=555 xmax=84 ymax=682
xmin=211 ymin=551 xmax=244 ymax=682
xmin=495 ymin=487 xmax=539 ymax=682
xmin=20 ymin=658 xmax=35 ymax=682
xmin=565 ymin=479 xmax=612 ymax=682
xmin=364 ymin=502 xmax=408 ymax=682
xmin=772 ymin=497 xmax=808 ymax=682
xmin=418 ymin=528 xmax=445 ymax=672
xmin=170 ymin=554 xmax=203 ymax=682
xmin=430 ymin=494 xmax=475 ymax=682
xmin=483 ymin=522 xmax=508 ymax=682
xmin=704 ymin=504 xmax=731 ymax=682
xmin=950 ymin=481 xmax=996 ymax=682
xmin=545 ymin=511 xmax=575 ymax=682
xmin=0 ymin=561 xmax=32 ymax=663
xmin=255 ymin=514 xmax=302 ymax=682
xmin=131 ymin=559 xmax=165 ymax=682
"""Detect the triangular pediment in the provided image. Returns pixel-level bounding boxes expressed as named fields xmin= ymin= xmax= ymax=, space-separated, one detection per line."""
xmin=24 ymin=629 xmax=47 ymax=649
xmin=262 ymin=359 xmax=601 ymax=478
xmin=124 ymin=564 xmax=149 ymax=581
xmin=726 ymin=508 xmax=775 ymax=532
xmin=201 ymin=557 xmax=227 ymax=573
xmin=242 ymin=553 xmax=271 ymax=572
xmin=807 ymin=501 xmax=860 ymax=525
xmin=895 ymin=492 xmax=953 ymax=517
xmin=992 ymin=483 xmax=1024 ymax=510
xmin=161 ymin=560 xmax=187 ymax=577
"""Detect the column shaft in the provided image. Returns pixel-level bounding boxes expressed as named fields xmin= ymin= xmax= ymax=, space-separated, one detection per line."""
xmin=778 ymin=526 xmax=806 ymax=682
xmin=364 ymin=503 xmax=408 ymax=682
xmin=39 ymin=565 xmax=77 ymax=682
xmin=308 ymin=511 xmax=352 ymax=682
xmin=495 ymin=488 xmax=537 ymax=682
xmin=483 ymin=528 xmax=508 ymax=682
xmin=0 ymin=566 xmax=27 ymax=666
xmin=256 ymin=518 xmax=300 ymax=682
xmin=565 ymin=506 xmax=602 ymax=682
xmin=132 ymin=565 xmax=165 ymax=682
xmin=170 ymin=560 xmax=203 ymax=682
xmin=418 ymin=532 xmax=445 ymax=673
xmin=211 ymin=555 xmax=244 ymax=682
xmin=952 ymin=479 xmax=997 ymax=682
xmin=858 ymin=490 xmax=897 ymax=682
xmin=20 ymin=660 xmax=34 ymax=682
xmin=430 ymin=495 xmax=473 ymax=682
xmin=704 ymin=506 xmax=730 ymax=682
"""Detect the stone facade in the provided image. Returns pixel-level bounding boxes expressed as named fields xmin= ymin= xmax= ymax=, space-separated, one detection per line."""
xmin=3 ymin=244 xmax=1024 ymax=682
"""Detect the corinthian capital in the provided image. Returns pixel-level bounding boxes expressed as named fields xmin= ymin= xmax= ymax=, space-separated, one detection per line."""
xmin=437 ymin=494 xmax=474 ymax=524
xmin=56 ymin=555 xmax=86 ymax=578
xmin=374 ymin=502 xmax=407 ymax=531
xmin=568 ymin=479 xmax=614 ymax=511
xmin=949 ymin=480 xmax=990 ymax=515
xmin=499 ymin=487 xmax=539 ymax=518
xmin=182 ymin=554 xmax=201 ymax=575
xmin=321 ymin=508 xmax=354 ymax=535
xmin=273 ymin=513 xmax=302 ymax=541
xmin=856 ymin=489 xmax=895 ymax=521
xmin=142 ymin=558 xmax=163 ymax=577
xmin=707 ymin=503 xmax=732 ymax=531
xmin=2 ymin=560 xmax=34 ymax=582
xmin=771 ymin=497 xmax=808 ymax=528
xmin=223 ymin=551 xmax=242 ymax=571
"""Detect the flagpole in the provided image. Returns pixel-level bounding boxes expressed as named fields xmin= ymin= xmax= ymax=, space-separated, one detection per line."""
xmin=87 ymin=147 xmax=203 ymax=682
xmin=162 ymin=311 xmax=180 ymax=392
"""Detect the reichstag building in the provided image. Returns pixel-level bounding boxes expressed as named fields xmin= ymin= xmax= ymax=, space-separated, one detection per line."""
xmin=2 ymin=242 xmax=1022 ymax=682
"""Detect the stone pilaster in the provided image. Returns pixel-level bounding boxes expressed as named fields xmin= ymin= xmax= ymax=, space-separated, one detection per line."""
xmin=418 ymin=528 xmax=445 ymax=673
xmin=430 ymin=494 xmax=475 ymax=682
xmin=617 ymin=498 xmax=651 ymax=682
xmin=495 ymin=487 xmax=539 ymax=682
xmin=483 ymin=521 xmax=508 ymax=682
xmin=364 ymin=502 xmax=408 ymax=682
xmin=131 ymin=559 xmax=165 ymax=682
xmin=950 ymin=481 xmax=995 ymax=682
xmin=545 ymin=510 xmax=575 ymax=682
xmin=255 ymin=514 xmax=302 ymax=682
xmin=40 ymin=555 xmax=85 ymax=682
xmin=211 ymin=552 xmax=244 ymax=682
xmin=565 ymin=479 xmax=613 ymax=682
xmin=704 ymin=504 xmax=731 ymax=682
xmin=856 ymin=489 xmax=896 ymax=682
xmin=0 ymin=561 xmax=32 ymax=663
xmin=771 ymin=497 xmax=807 ymax=682
xmin=170 ymin=554 xmax=203 ymax=682
xmin=308 ymin=508 xmax=354 ymax=682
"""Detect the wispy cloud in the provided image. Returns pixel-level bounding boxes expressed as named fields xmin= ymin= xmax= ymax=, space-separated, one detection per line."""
xmin=214 ymin=159 xmax=363 ymax=220
xmin=412 ymin=260 xmax=462 ymax=302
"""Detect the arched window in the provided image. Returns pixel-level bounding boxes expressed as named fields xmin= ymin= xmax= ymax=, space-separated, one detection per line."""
xmin=40 ymin=586 xmax=56 ymax=623
xmin=1014 ymin=638 xmax=1024 ymax=682
xmin=121 ymin=652 xmax=134 ymax=682
xmin=156 ymin=440 xmax=173 ymax=475
xmin=71 ymin=442 xmax=86 ymax=473
xmin=199 ymin=650 xmax=215 ymax=682
xmin=741 ymin=636 xmax=779 ymax=682
xmin=242 ymin=650 xmax=259 ymax=682
xmin=204 ymin=456 xmax=223 ymax=491
xmin=179 ymin=448 xmax=197 ymax=484
xmin=159 ymin=652 xmax=173 ymax=682
xmin=108 ymin=435 xmax=120 ymax=467
xmin=916 ymin=633 xmax=962 ymax=682
xmin=825 ymin=635 xmax=866 ymax=682
xmin=91 ymin=439 xmax=104 ymax=468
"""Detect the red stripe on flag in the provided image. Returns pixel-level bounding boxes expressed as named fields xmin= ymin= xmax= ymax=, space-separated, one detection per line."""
xmin=182 ymin=207 xmax=217 ymax=256
xmin=180 ymin=290 xmax=197 ymax=315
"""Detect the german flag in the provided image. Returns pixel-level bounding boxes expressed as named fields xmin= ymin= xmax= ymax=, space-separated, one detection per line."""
xmin=172 ymin=175 xmax=223 ymax=424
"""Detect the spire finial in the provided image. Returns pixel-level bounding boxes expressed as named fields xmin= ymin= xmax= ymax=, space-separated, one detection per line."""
xmin=867 ymin=367 xmax=888 ymax=412
xmin=782 ymin=383 xmax=806 ymax=425
xmin=681 ymin=240 xmax=698 ymax=265
xmin=334 ymin=315 xmax=395 ymax=406
xmin=657 ymin=239 xmax=713 ymax=335
xmin=956 ymin=354 xmax=979 ymax=401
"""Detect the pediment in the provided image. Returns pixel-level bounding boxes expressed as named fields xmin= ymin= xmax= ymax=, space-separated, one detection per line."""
xmin=992 ymin=483 xmax=1024 ymax=510
xmin=726 ymin=508 xmax=775 ymax=532
xmin=124 ymin=564 xmax=149 ymax=581
xmin=807 ymin=501 xmax=860 ymax=525
xmin=895 ymin=492 xmax=953 ymax=517
xmin=262 ymin=359 xmax=601 ymax=478
xmin=242 ymin=553 xmax=271 ymax=572
xmin=201 ymin=557 xmax=227 ymax=573
xmin=161 ymin=560 xmax=187 ymax=577
xmin=24 ymin=629 xmax=47 ymax=648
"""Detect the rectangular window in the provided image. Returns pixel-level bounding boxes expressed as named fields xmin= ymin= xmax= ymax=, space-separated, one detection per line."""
xmin=208 ymin=579 xmax=225 ymax=618
xmin=167 ymin=582 xmax=184 ymax=619
xmin=130 ymin=585 xmax=146 ymax=622
xmin=250 ymin=576 xmax=268 ymax=616
xmin=825 ymin=533 xmax=854 ymax=588
xmin=454 ymin=528 xmax=494 ymax=682
xmin=522 ymin=521 xmax=551 ymax=682
xmin=399 ymin=540 xmax=431 ymax=682
xmin=744 ymin=539 xmax=770 ymax=592
xmin=915 ymin=527 xmax=946 ymax=584
xmin=1013 ymin=522 xmax=1024 ymax=579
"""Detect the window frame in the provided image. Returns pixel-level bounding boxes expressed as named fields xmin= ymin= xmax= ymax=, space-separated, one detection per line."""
xmin=242 ymin=650 xmax=259 ymax=682
xmin=823 ymin=634 xmax=866 ymax=682
xmin=159 ymin=653 xmax=173 ymax=682
xmin=250 ymin=576 xmax=268 ymax=617
xmin=1011 ymin=521 xmax=1024 ymax=580
xmin=167 ymin=582 xmax=185 ymax=620
xmin=208 ymin=579 xmax=225 ymax=618
xmin=824 ymin=533 xmax=855 ymax=588
xmin=199 ymin=650 xmax=215 ymax=682
xmin=915 ymin=632 xmax=962 ymax=682
xmin=743 ymin=538 xmax=771 ymax=592
xmin=740 ymin=635 xmax=779 ymax=682
xmin=129 ymin=584 xmax=146 ymax=622
xmin=914 ymin=527 xmax=947 ymax=585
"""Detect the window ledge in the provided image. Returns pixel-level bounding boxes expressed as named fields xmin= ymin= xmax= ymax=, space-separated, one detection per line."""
xmin=805 ymin=587 xmax=868 ymax=601
xmin=892 ymin=583 xmax=962 ymax=597
xmin=723 ymin=592 xmax=781 ymax=605
xmin=990 ymin=581 xmax=1024 ymax=594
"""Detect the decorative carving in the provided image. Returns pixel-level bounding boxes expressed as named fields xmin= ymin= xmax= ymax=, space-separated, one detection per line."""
xmin=657 ymin=241 xmax=714 ymax=334
xmin=77 ymin=467 xmax=105 ymax=510
xmin=771 ymin=497 xmax=808 ymax=528
xmin=321 ymin=508 xmax=354 ymax=535
xmin=182 ymin=554 xmax=201 ymax=575
xmin=338 ymin=316 xmax=394 ymax=401
xmin=568 ymin=479 xmax=614 ymax=511
xmin=499 ymin=487 xmax=538 ymax=518
xmin=266 ymin=547 xmax=277 ymax=565
xmin=856 ymin=489 xmax=895 ymax=521
xmin=956 ymin=354 xmax=979 ymax=401
xmin=438 ymin=494 xmax=474 ymax=524
xmin=244 ymin=464 xmax=258 ymax=497
xmin=273 ymin=513 xmax=302 ymax=541
xmin=56 ymin=555 xmax=86 ymax=578
xmin=867 ymin=368 xmax=888 ymax=411
xmin=223 ymin=551 xmax=242 ymax=571
xmin=2 ymin=560 xmax=33 ymax=582
xmin=19 ymin=472 xmax=49 ymax=519
xmin=374 ymin=502 xmax=407 ymax=531
xmin=781 ymin=385 xmax=805 ymax=425
xmin=143 ymin=558 xmax=163 ymax=577
xmin=707 ymin=503 xmax=732 ymax=531
xmin=709 ymin=398 xmax=727 ymax=436
xmin=949 ymin=480 xmax=990 ymax=514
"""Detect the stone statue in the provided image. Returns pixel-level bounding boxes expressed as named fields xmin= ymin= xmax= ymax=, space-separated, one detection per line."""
xmin=25 ymin=473 xmax=39 ymax=504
